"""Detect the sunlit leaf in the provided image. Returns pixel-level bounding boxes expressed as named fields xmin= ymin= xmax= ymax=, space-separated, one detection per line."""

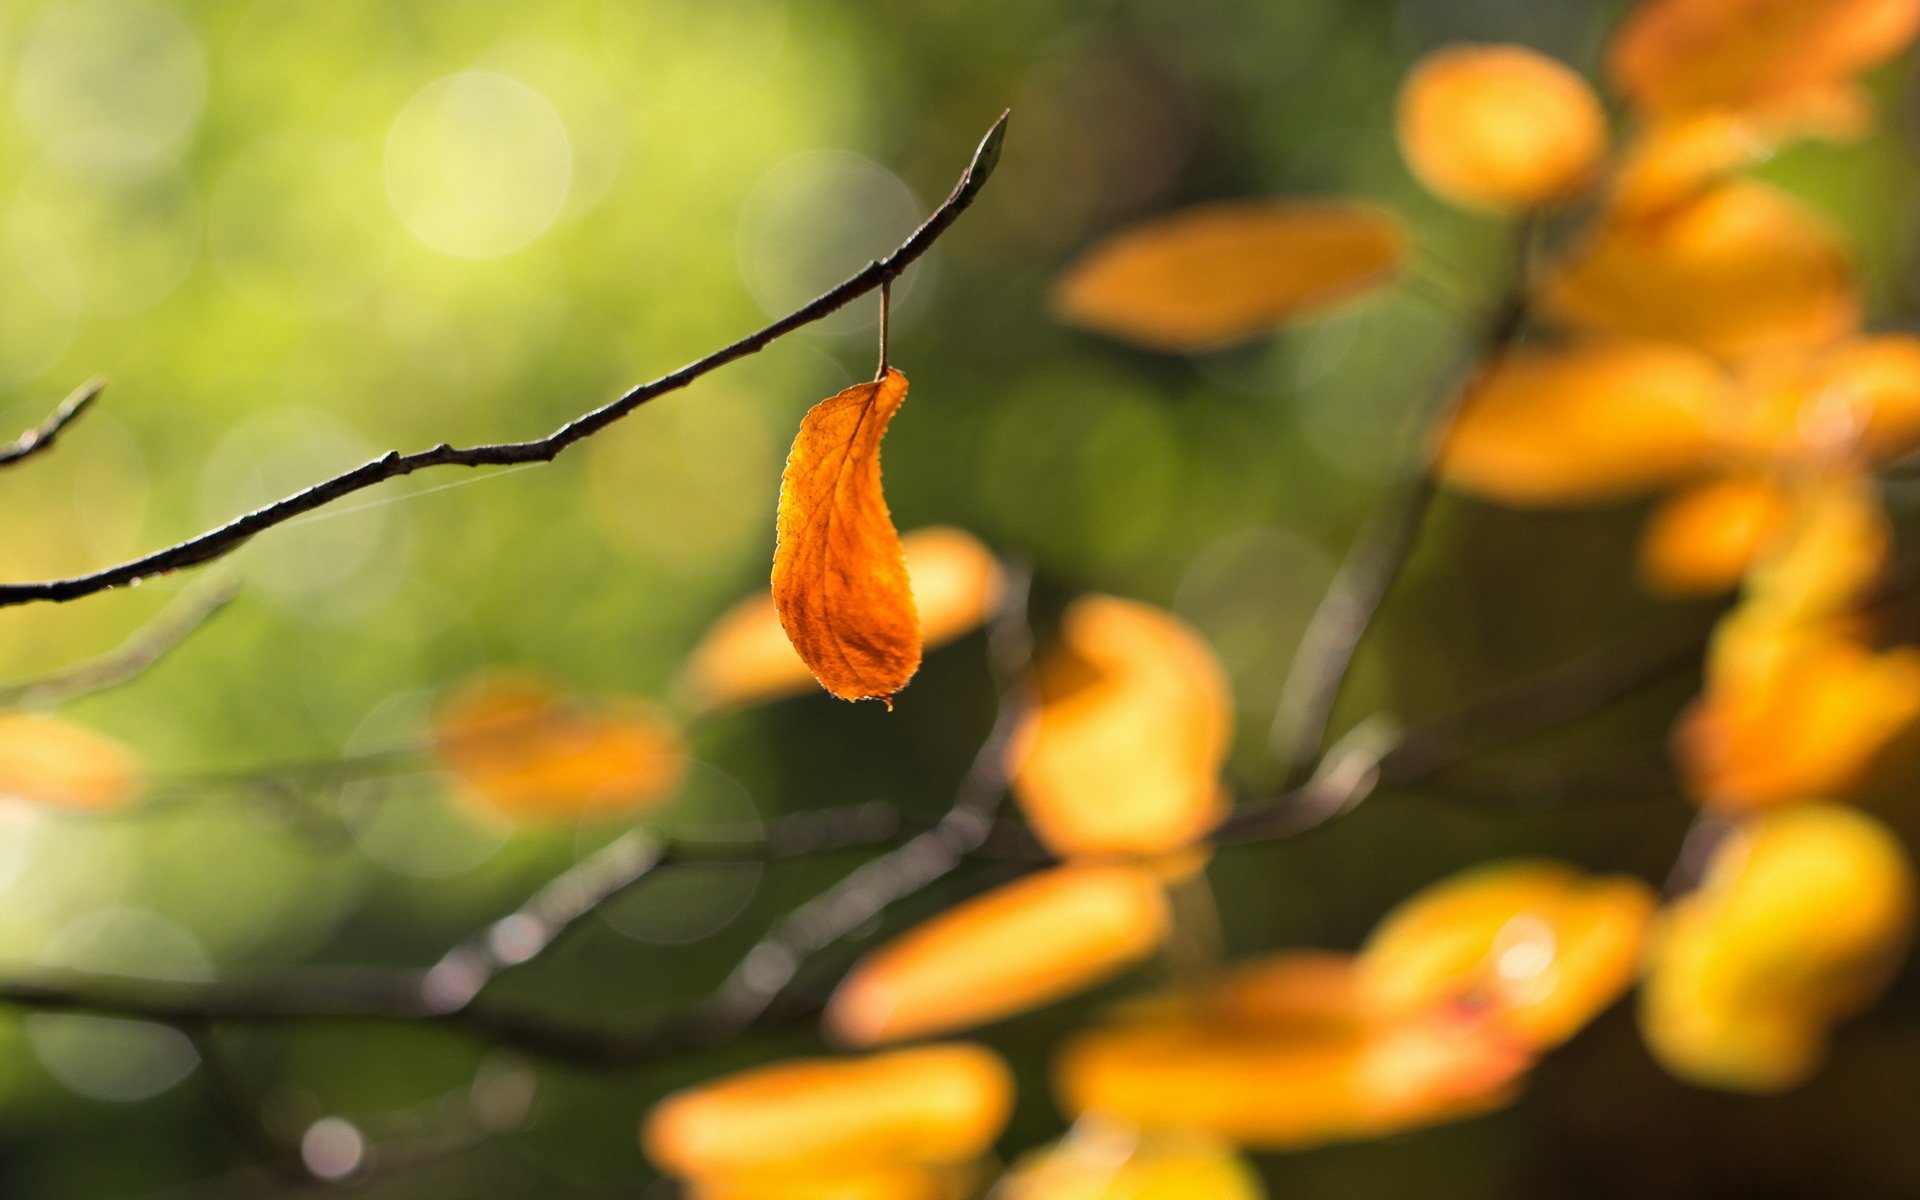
xmin=1054 ymin=952 xmax=1528 ymax=1148
xmin=1438 ymin=340 xmax=1726 ymax=505
xmin=772 ymin=367 xmax=919 ymax=704
xmin=642 ymin=1044 xmax=1012 ymax=1179
xmin=1397 ymin=44 xmax=1607 ymax=212
xmin=430 ymin=671 xmax=686 ymax=823
xmin=0 ymin=714 xmax=141 ymax=811
xmin=998 ymin=1126 xmax=1265 ymax=1200
xmin=1357 ymin=860 xmax=1656 ymax=1050
xmin=686 ymin=528 xmax=1001 ymax=710
xmin=825 ymin=864 xmax=1171 ymax=1046
xmin=1741 ymin=472 xmax=1889 ymax=620
xmin=1804 ymin=334 xmax=1920 ymax=463
xmin=1641 ymin=805 xmax=1915 ymax=1091
xmin=688 ymin=1162 xmax=974 ymax=1200
xmin=1608 ymin=0 xmax=1920 ymax=118
xmin=1638 ymin=475 xmax=1792 ymax=595
xmin=1538 ymin=180 xmax=1858 ymax=363
xmin=1052 ymin=200 xmax=1408 ymax=352
xmin=1009 ymin=596 xmax=1231 ymax=858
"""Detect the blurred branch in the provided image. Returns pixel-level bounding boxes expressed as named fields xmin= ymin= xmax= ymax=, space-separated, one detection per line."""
xmin=0 ymin=113 xmax=1010 ymax=610
xmin=1268 ymin=220 xmax=1535 ymax=779
xmin=0 ymin=377 xmax=103 ymax=471
xmin=0 ymin=581 xmax=239 ymax=710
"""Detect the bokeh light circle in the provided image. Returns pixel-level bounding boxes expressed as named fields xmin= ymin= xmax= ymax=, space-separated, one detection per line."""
xmin=13 ymin=0 xmax=208 ymax=167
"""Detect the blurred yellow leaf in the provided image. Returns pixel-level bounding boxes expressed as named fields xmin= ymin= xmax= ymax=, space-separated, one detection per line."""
xmin=1538 ymin=180 xmax=1858 ymax=363
xmin=642 ymin=1044 xmax=1012 ymax=1180
xmin=1357 ymin=860 xmax=1656 ymax=1051
xmin=1052 ymin=200 xmax=1408 ymax=351
xmin=689 ymin=1163 xmax=974 ymax=1200
xmin=1010 ymin=596 xmax=1231 ymax=858
xmin=825 ymin=864 xmax=1171 ymax=1046
xmin=685 ymin=528 xmax=1001 ymax=710
xmin=1804 ymin=335 xmax=1920 ymax=463
xmin=0 ymin=713 xmax=141 ymax=811
xmin=1439 ymin=340 xmax=1726 ymax=505
xmin=998 ymin=1126 xmax=1264 ymax=1200
xmin=773 ymin=367 xmax=919 ymax=703
xmin=1608 ymin=0 xmax=1920 ymax=118
xmin=1741 ymin=472 xmax=1889 ymax=620
xmin=1641 ymin=805 xmax=1915 ymax=1091
xmin=1397 ymin=44 xmax=1607 ymax=212
xmin=1638 ymin=475 xmax=1792 ymax=595
xmin=430 ymin=671 xmax=686 ymax=824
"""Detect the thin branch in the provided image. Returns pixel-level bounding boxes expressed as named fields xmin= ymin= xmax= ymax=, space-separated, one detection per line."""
xmin=0 ymin=114 xmax=1010 ymax=610
xmin=1269 ymin=223 xmax=1534 ymax=778
xmin=0 ymin=377 xmax=103 ymax=470
xmin=0 ymin=580 xmax=239 ymax=710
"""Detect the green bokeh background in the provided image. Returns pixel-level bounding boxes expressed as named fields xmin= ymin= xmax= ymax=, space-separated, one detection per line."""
xmin=0 ymin=0 xmax=1919 ymax=1195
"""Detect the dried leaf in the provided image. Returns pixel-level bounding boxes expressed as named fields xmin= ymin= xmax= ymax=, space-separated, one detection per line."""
xmin=1053 ymin=200 xmax=1408 ymax=351
xmin=687 ymin=528 xmax=1000 ymax=710
xmin=1609 ymin=0 xmax=1920 ymax=118
xmin=1638 ymin=476 xmax=1793 ymax=595
xmin=1439 ymin=340 xmax=1727 ymax=505
xmin=1538 ymin=180 xmax=1859 ymax=363
xmin=1641 ymin=805 xmax=1915 ymax=1091
xmin=1010 ymin=596 xmax=1231 ymax=857
xmin=824 ymin=864 xmax=1171 ymax=1046
xmin=1398 ymin=44 xmax=1607 ymax=211
xmin=430 ymin=671 xmax=686 ymax=824
xmin=773 ymin=368 xmax=919 ymax=703
xmin=0 ymin=714 xmax=140 ymax=810
xmin=642 ymin=1044 xmax=1011 ymax=1179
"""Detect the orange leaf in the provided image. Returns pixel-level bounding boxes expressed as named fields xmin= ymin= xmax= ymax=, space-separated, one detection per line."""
xmin=1638 ymin=475 xmax=1793 ymax=595
xmin=641 ymin=1044 xmax=1011 ymax=1179
xmin=1000 ymin=1128 xmax=1265 ymax=1200
xmin=430 ymin=671 xmax=686 ymax=824
xmin=1806 ymin=335 xmax=1920 ymax=463
xmin=824 ymin=864 xmax=1171 ymax=1046
xmin=773 ymin=367 xmax=919 ymax=703
xmin=0 ymin=714 xmax=141 ymax=811
xmin=1641 ymin=805 xmax=1915 ymax=1091
xmin=685 ymin=1164 xmax=974 ymax=1200
xmin=1438 ymin=340 xmax=1727 ymax=505
xmin=1609 ymin=0 xmax=1920 ymax=118
xmin=1010 ymin=596 xmax=1231 ymax=858
xmin=1538 ymin=180 xmax=1858 ymax=364
xmin=1398 ymin=45 xmax=1607 ymax=212
xmin=1052 ymin=200 xmax=1408 ymax=351
xmin=686 ymin=529 xmax=1001 ymax=710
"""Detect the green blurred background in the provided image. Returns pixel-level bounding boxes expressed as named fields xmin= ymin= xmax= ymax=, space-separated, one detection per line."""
xmin=0 ymin=0 xmax=1919 ymax=1195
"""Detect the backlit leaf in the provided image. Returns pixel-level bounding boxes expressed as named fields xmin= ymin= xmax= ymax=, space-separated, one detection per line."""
xmin=1439 ymin=340 xmax=1726 ymax=505
xmin=686 ymin=528 xmax=1001 ymax=710
xmin=1398 ymin=44 xmax=1607 ymax=212
xmin=0 ymin=714 xmax=141 ymax=811
xmin=1053 ymin=200 xmax=1408 ymax=352
xmin=430 ymin=671 xmax=686 ymax=824
xmin=772 ymin=367 xmax=919 ymax=703
xmin=1638 ymin=475 xmax=1792 ymax=595
xmin=998 ymin=1127 xmax=1265 ymax=1200
xmin=825 ymin=864 xmax=1171 ymax=1046
xmin=1010 ymin=596 xmax=1231 ymax=858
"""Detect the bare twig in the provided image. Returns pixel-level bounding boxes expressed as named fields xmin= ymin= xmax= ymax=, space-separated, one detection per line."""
xmin=0 ymin=114 xmax=1009 ymax=610
xmin=0 ymin=377 xmax=103 ymax=470
xmin=0 ymin=580 xmax=240 ymax=710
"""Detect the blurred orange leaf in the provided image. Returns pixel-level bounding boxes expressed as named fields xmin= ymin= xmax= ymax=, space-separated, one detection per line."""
xmin=685 ymin=528 xmax=1001 ymax=710
xmin=643 ymin=1044 xmax=1010 ymax=1181
xmin=1398 ymin=44 xmax=1607 ymax=212
xmin=1641 ymin=805 xmax=1915 ymax=1091
xmin=773 ymin=367 xmax=919 ymax=704
xmin=1439 ymin=340 xmax=1727 ymax=505
xmin=1010 ymin=596 xmax=1231 ymax=858
xmin=1609 ymin=0 xmax=1920 ymax=118
xmin=0 ymin=714 xmax=141 ymax=811
xmin=825 ymin=864 xmax=1171 ymax=1046
xmin=430 ymin=672 xmax=686 ymax=824
xmin=999 ymin=1127 xmax=1265 ymax=1200
xmin=1053 ymin=200 xmax=1408 ymax=351
xmin=685 ymin=1162 xmax=974 ymax=1200
xmin=1538 ymin=180 xmax=1858 ymax=363
xmin=1638 ymin=475 xmax=1792 ymax=595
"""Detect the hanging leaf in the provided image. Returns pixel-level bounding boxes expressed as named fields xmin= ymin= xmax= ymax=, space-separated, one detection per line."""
xmin=1052 ymin=200 xmax=1408 ymax=352
xmin=687 ymin=528 xmax=1000 ymax=710
xmin=0 ymin=714 xmax=141 ymax=810
xmin=773 ymin=367 xmax=920 ymax=704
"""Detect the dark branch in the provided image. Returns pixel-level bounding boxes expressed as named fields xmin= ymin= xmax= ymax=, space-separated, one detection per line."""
xmin=0 ymin=377 xmax=103 ymax=470
xmin=0 ymin=114 xmax=1010 ymax=610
